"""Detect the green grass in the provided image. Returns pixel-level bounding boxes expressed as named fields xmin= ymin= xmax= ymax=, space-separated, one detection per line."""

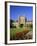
xmin=10 ymin=27 xmax=24 ymax=37
xmin=10 ymin=27 xmax=32 ymax=35
xmin=10 ymin=26 xmax=33 ymax=40
xmin=10 ymin=27 xmax=24 ymax=40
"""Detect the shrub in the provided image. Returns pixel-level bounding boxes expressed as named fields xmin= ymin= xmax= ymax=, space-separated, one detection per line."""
xmin=23 ymin=29 xmax=29 ymax=35
xmin=19 ymin=24 xmax=24 ymax=28
xmin=16 ymin=32 xmax=24 ymax=40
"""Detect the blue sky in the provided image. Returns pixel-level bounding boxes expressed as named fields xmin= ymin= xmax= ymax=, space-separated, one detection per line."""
xmin=10 ymin=5 xmax=33 ymax=21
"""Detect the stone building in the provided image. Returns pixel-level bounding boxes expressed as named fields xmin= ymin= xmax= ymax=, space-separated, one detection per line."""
xmin=19 ymin=16 xmax=26 ymax=27
xmin=12 ymin=16 xmax=32 ymax=28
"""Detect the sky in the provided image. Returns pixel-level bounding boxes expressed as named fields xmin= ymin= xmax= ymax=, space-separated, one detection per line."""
xmin=10 ymin=5 xmax=33 ymax=21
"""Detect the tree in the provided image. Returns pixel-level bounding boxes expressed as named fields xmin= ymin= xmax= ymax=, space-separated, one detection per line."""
xmin=10 ymin=19 xmax=14 ymax=28
xmin=19 ymin=24 xmax=23 ymax=28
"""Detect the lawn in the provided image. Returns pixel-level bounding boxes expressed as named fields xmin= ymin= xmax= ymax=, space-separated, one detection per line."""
xmin=10 ymin=27 xmax=24 ymax=38
xmin=10 ymin=26 xmax=32 ymax=40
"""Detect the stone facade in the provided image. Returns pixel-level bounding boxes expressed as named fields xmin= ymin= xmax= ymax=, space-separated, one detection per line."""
xmin=19 ymin=16 xmax=26 ymax=26
xmin=12 ymin=16 xmax=32 ymax=28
